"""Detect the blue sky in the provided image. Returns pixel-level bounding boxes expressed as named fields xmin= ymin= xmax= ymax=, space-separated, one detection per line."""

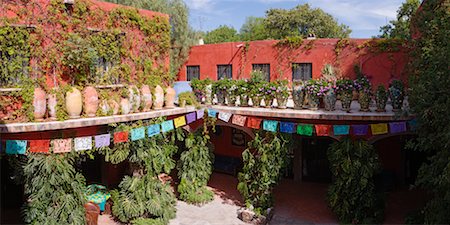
xmin=184 ymin=0 xmax=405 ymax=38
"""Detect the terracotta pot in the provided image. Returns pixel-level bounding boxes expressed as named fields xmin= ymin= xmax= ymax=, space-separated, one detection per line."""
xmin=165 ymin=86 xmax=176 ymax=109
xmin=33 ymin=87 xmax=47 ymax=121
xmin=120 ymin=98 xmax=130 ymax=115
xmin=108 ymin=99 xmax=120 ymax=115
xmin=99 ymin=100 xmax=110 ymax=116
xmin=47 ymin=93 xmax=57 ymax=120
xmin=83 ymin=86 xmax=99 ymax=117
xmin=140 ymin=85 xmax=152 ymax=112
xmin=128 ymin=85 xmax=141 ymax=113
xmin=65 ymin=87 xmax=82 ymax=119
xmin=153 ymin=85 xmax=164 ymax=110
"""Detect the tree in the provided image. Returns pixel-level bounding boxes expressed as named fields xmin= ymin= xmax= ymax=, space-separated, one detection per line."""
xmin=103 ymin=0 xmax=197 ymax=78
xmin=379 ymin=0 xmax=420 ymax=39
xmin=264 ymin=4 xmax=351 ymax=39
xmin=203 ymin=25 xmax=240 ymax=44
xmin=239 ymin=16 xmax=269 ymax=41
xmin=408 ymin=0 xmax=450 ymax=223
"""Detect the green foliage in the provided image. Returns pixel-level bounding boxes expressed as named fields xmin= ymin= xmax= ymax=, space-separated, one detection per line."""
xmin=177 ymin=91 xmax=200 ymax=108
xmin=23 ymin=154 xmax=86 ymax=225
xmin=177 ymin=133 xmax=214 ymax=204
xmin=408 ymin=1 xmax=450 ymax=223
xmin=237 ymin=132 xmax=290 ymax=215
xmin=264 ymin=4 xmax=351 ymax=39
xmin=111 ymin=174 xmax=177 ymax=223
xmin=275 ymin=36 xmax=304 ymax=49
xmin=379 ymin=0 xmax=420 ymax=39
xmin=0 ymin=26 xmax=30 ymax=87
xmin=239 ymin=17 xmax=269 ymax=41
xmin=19 ymin=82 xmax=35 ymax=121
xmin=204 ymin=25 xmax=240 ymax=44
xmin=327 ymin=138 xmax=383 ymax=224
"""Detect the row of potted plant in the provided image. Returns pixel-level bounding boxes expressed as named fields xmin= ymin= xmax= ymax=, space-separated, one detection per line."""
xmin=190 ymin=73 xmax=405 ymax=112
xmin=31 ymin=84 xmax=177 ymax=121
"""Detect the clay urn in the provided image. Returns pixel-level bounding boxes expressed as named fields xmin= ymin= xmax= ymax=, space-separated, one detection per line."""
xmin=128 ymin=85 xmax=141 ymax=113
xmin=120 ymin=98 xmax=131 ymax=115
xmin=153 ymin=85 xmax=164 ymax=110
xmin=83 ymin=86 xmax=99 ymax=117
xmin=47 ymin=92 xmax=57 ymax=121
xmin=140 ymin=85 xmax=152 ymax=112
xmin=99 ymin=100 xmax=110 ymax=116
xmin=165 ymin=86 xmax=176 ymax=109
xmin=65 ymin=87 xmax=83 ymax=119
xmin=109 ymin=99 xmax=120 ymax=115
xmin=33 ymin=87 xmax=47 ymax=121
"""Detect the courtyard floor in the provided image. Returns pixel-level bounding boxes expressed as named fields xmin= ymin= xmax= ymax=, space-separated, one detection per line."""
xmin=98 ymin=172 xmax=427 ymax=225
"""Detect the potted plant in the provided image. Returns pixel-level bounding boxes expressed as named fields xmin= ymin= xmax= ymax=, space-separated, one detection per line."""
xmin=165 ymin=85 xmax=176 ymax=109
xmin=190 ymin=78 xmax=207 ymax=103
xmin=274 ymin=80 xmax=289 ymax=109
xmin=262 ymin=82 xmax=276 ymax=108
xmin=177 ymin=92 xmax=199 ymax=108
xmin=336 ymin=79 xmax=354 ymax=112
xmin=212 ymin=78 xmax=231 ymax=105
xmin=389 ymin=79 xmax=404 ymax=112
xmin=249 ymin=83 xmax=263 ymax=107
xmin=236 ymin=79 xmax=249 ymax=107
xmin=305 ymin=80 xmax=323 ymax=110
xmin=375 ymin=85 xmax=388 ymax=112
xmin=322 ymin=81 xmax=337 ymax=111
xmin=292 ymin=80 xmax=306 ymax=109
xmin=119 ymin=88 xmax=131 ymax=114
xmin=153 ymin=85 xmax=164 ymax=110
xmin=354 ymin=76 xmax=372 ymax=112
xmin=227 ymin=80 xmax=238 ymax=106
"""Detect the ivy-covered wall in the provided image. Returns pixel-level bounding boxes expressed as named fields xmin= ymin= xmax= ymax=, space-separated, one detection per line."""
xmin=0 ymin=0 xmax=171 ymax=88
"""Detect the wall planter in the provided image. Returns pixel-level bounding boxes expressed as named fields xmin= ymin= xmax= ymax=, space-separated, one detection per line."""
xmin=323 ymin=89 xmax=337 ymax=111
xmin=165 ymin=86 xmax=176 ymax=108
xmin=47 ymin=92 xmax=57 ymax=121
xmin=83 ymin=86 xmax=99 ymax=117
xmin=33 ymin=87 xmax=47 ymax=121
xmin=65 ymin=87 xmax=82 ymax=119
xmin=140 ymin=85 xmax=152 ymax=112
xmin=153 ymin=85 xmax=164 ymax=110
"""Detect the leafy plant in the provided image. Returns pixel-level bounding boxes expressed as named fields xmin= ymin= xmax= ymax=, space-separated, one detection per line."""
xmin=273 ymin=80 xmax=289 ymax=99
xmin=305 ymin=79 xmax=327 ymax=97
xmin=335 ymin=79 xmax=354 ymax=95
xmin=327 ymin=137 xmax=383 ymax=224
xmin=177 ymin=92 xmax=200 ymax=108
xmin=237 ymin=132 xmax=290 ymax=215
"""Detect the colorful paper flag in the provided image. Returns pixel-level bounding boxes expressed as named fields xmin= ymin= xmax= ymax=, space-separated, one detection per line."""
xmin=218 ymin=112 xmax=232 ymax=122
xmin=147 ymin=124 xmax=161 ymax=137
xmin=315 ymin=125 xmax=331 ymax=136
xmin=95 ymin=134 xmax=110 ymax=148
xmin=297 ymin=124 xmax=313 ymax=136
xmin=371 ymin=123 xmax=388 ymax=135
xmin=208 ymin=109 xmax=218 ymax=118
xmin=280 ymin=122 xmax=296 ymax=133
xmin=389 ymin=122 xmax=407 ymax=134
xmin=352 ymin=125 xmax=369 ymax=136
xmin=52 ymin=138 xmax=72 ymax=153
xmin=196 ymin=110 xmax=205 ymax=119
xmin=131 ymin=127 xmax=146 ymax=141
xmin=161 ymin=120 xmax=174 ymax=133
xmin=408 ymin=119 xmax=418 ymax=131
xmin=246 ymin=117 xmax=262 ymax=129
xmin=263 ymin=120 xmax=279 ymax=132
xmin=174 ymin=116 xmax=187 ymax=128
xmin=186 ymin=112 xmax=197 ymax=124
xmin=6 ymin=140 xmax=27 ymax=155
xmin=333 ymin=125 xmax=350 ymax=136
xmin=74 ymin=137 xmax=92 ymax=151
xmin=29 ymin=140 xmax=50 ymax=153
xmin=232 ymin=115 xmax=247 ymax=127
xmin=114 ymin=131 xmax=129 ymax=144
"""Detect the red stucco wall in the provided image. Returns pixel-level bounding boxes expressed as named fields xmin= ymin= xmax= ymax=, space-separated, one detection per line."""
xmin=178 ymin=39 xmax=409 ymax=87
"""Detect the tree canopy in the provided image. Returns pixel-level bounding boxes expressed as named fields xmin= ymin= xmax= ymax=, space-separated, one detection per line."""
xmin=203 ymin=25 xmax=239 ymax=44
xmin=379 ymin=0 xmax=420 ymax=39
xmin=239 ymin=16 xmax=269 ymax=41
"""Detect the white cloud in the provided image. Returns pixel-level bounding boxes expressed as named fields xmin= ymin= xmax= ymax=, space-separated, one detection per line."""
xmin=185 ymin=0 xmax=215 ymax=10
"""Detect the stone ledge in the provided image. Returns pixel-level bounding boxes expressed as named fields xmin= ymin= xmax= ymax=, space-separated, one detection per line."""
xmin=0 ymin=107 xmax=196 ymax=133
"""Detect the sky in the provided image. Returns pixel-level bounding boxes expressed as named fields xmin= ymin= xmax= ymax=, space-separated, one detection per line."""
xmin=184 ymin=0 xmax=405 ymax=38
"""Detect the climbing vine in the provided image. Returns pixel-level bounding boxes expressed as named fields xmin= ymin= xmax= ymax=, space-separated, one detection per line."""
xmin=327 ymin=137 xmax=383 ymax=224
xmin=237 ymin=132 xmax=290 ymax=216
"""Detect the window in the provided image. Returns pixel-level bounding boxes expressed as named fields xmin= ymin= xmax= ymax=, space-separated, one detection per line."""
xmin=217 ymin=64 xmax=232 ymax=80
xmin=186 ymin=65 xmax=200 ymax=81
xmin=252 ymin=64 xmax=270 ymax=81
xmin=292 ymin=63 xmax=312 ymax=81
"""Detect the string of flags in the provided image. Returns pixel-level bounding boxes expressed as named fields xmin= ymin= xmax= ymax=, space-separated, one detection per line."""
xmin=2 ymin=108 xmax=417 ymax=155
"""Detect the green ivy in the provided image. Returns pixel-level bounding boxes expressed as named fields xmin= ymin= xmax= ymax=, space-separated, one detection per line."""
xmin=327 ymin=137 xmax=384 ymax=224
xmin=237 ymin=132 xmax=290 ymax=215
